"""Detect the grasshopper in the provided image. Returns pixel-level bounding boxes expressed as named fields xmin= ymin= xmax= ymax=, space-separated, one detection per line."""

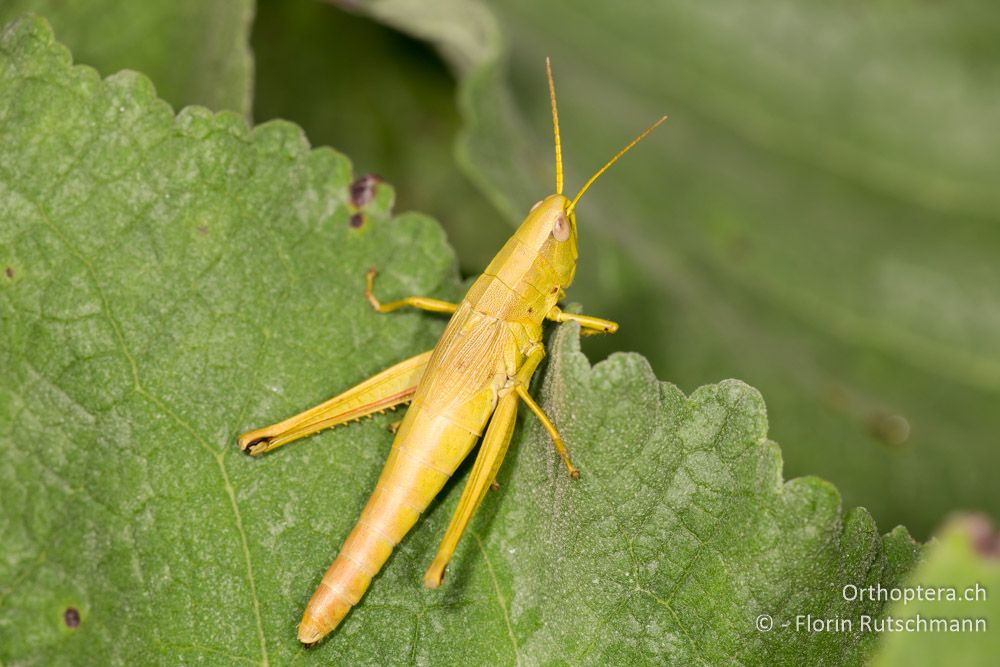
xmin=238 ymin=59 xmax=665 ymax=646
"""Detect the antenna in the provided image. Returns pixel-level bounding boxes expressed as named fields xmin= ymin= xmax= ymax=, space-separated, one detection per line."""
xmin=568 ymin=116 xmax=667 ymax=214
xmin=546 ymin=57 xmax=563 ymax=195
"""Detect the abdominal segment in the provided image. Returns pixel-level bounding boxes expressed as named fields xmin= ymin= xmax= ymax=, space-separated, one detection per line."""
xmin=296 ymin=392 xmax=491 ymax=644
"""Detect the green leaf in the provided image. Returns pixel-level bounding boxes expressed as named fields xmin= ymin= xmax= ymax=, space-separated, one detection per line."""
xmin=871 ymin=515 xmax=999 ymax=667
xmin=0 ymin=0 xmax=254 ymax=114
xmin=1 ymin=16 xmax=920 ymax=665
xmin=349 ymin=0 xmax=1000 ymax=538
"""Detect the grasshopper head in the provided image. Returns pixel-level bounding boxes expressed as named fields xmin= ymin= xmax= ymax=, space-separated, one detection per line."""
xmin=516 ymin=193 xmax=579 ymax=290
xmin=529 ymin=59 xmax=665 ymax=296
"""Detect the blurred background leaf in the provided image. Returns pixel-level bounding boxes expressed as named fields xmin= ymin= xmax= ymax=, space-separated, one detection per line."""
xmin=0 ymin=0 xmax=254 ymax=114
xmin=872 ymin=514 xmax=999 ymax=666
xmin=251 ymin=0 xmax=1000 ymax=539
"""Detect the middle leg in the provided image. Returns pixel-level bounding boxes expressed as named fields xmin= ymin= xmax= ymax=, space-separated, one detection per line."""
xmin=545 ymin=305 xmax=618 ymax=336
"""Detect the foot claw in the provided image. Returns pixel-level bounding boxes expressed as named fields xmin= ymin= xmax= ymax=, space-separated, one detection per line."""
xmin=237 ymin=434 xmax=271 ymax=456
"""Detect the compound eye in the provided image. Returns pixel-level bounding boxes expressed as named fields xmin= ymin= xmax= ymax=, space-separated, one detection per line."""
xmin=552 ymin=213 xmax=570 ymax=241
xmin=529 ymin=200 xmax=543 ymax=213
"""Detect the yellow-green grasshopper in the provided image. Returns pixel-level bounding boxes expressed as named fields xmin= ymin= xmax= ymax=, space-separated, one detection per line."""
xmin=237 ymin=59 xmax=665 ymax=646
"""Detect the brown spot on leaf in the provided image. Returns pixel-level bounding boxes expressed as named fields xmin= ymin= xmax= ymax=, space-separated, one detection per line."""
xmin=64 ymin=607 xmax=80 ymax=628
xmin=867 ymin=411 xmax=911 ymax=447
xmin=350 ymin=174 xmax=382 ymax=208
xmin=349 ymin=213 xmax=365 ymax=229
xmin=4 ymin=267 xmax=13 ymax=279
xmin=196 ymin=225 xmax=209 ymax=236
